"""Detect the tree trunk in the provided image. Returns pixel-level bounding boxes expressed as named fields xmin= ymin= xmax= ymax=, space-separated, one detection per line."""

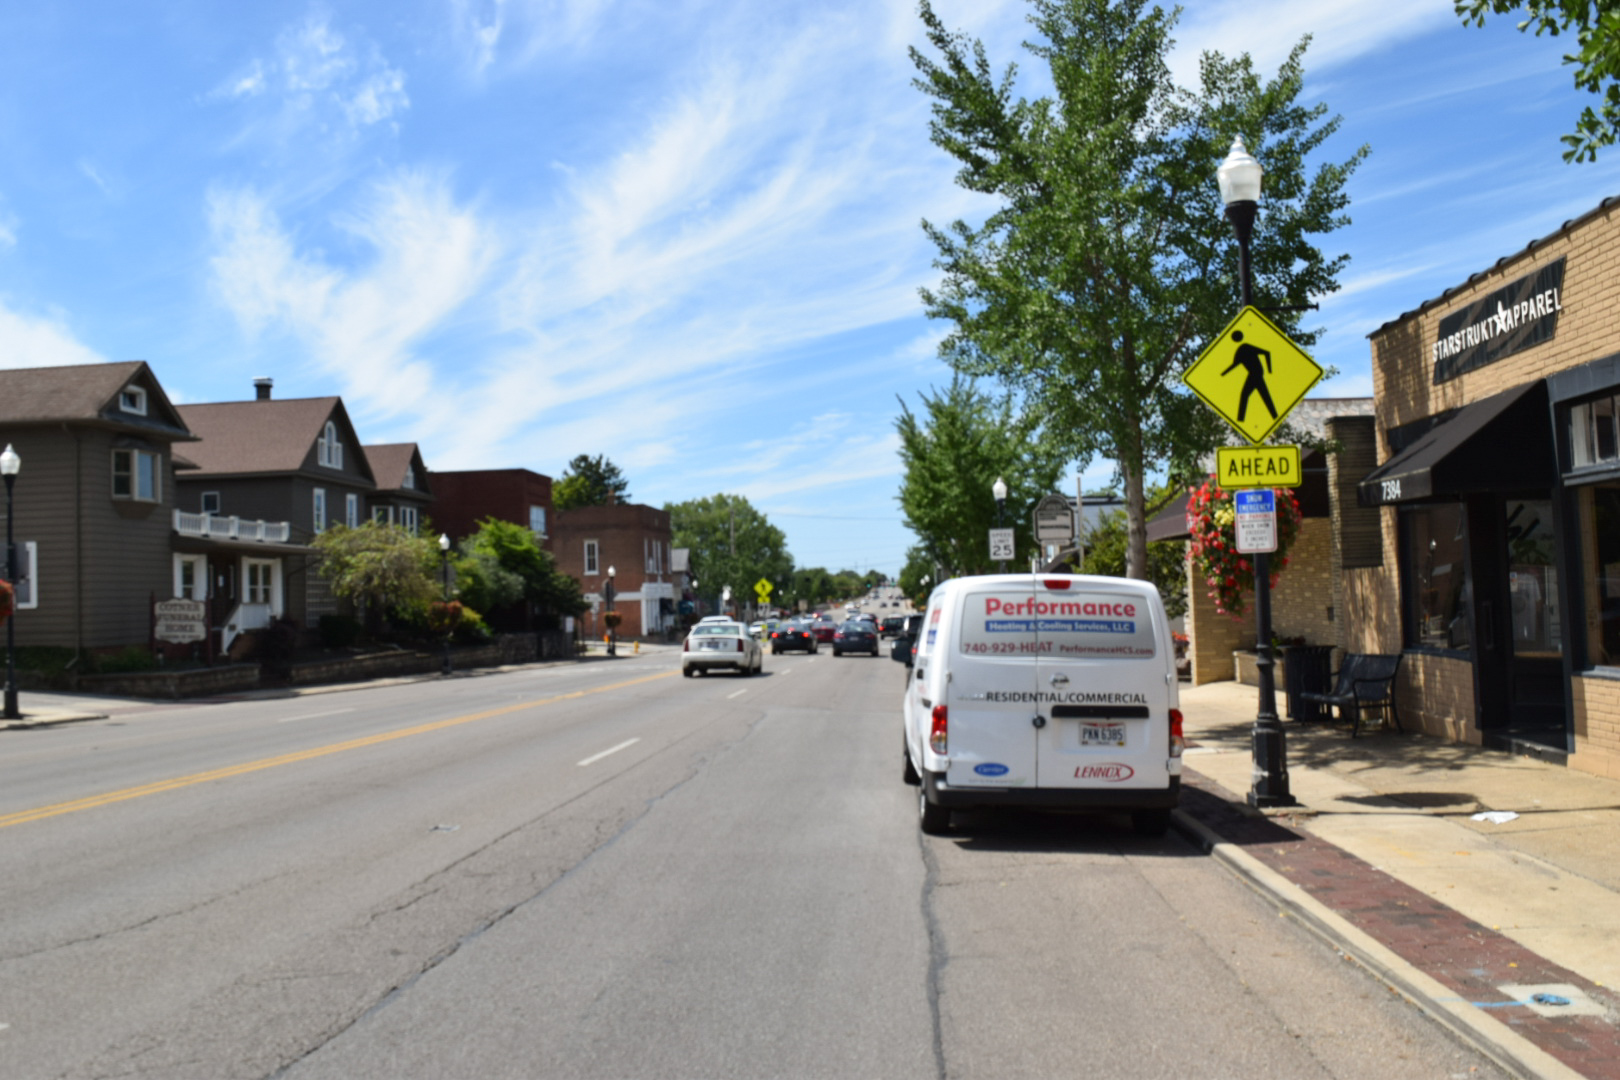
xmin=1122 ymin=451 xmax=1149 ymax=581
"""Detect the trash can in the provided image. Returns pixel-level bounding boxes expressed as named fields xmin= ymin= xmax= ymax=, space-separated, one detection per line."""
xmin=1283 ymin=645 xmax=1334 ymax=722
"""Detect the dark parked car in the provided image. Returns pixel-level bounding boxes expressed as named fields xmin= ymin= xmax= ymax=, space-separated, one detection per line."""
xmin=833 ymin=620 xmax=879 ymax=657
xmin=880 ymin=616 xmax=905 ymax=639
xmin=770 ymin=619 xmax=818 ymax=654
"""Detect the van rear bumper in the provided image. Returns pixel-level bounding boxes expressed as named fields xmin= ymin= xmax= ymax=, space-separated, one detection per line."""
xmin=928 ymin=773 xmax=1179 ymax=811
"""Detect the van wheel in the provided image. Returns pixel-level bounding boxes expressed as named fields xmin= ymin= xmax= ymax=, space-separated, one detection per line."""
xmin=902 ymin=741 xmax=920 ymax=786
xmin=919 ymin=780 xmax=950 ymax=835
xmin=1131 ymin=809 xmax=1172 ymax=837
xmin=682 ymin=668 xmax=693 ymax=678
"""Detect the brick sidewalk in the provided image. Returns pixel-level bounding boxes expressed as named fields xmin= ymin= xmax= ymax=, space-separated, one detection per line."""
xmin=1181 ymin=768 xmax=1620 ymax=1079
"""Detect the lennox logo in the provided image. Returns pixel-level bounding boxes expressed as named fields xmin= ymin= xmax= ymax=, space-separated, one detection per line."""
xmin=1076 ymin=763 xmax=1134 ymax=782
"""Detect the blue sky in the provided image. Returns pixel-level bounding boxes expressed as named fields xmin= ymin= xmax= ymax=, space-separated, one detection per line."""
xmin=0 ymin=1 xmax=1615 ymax=577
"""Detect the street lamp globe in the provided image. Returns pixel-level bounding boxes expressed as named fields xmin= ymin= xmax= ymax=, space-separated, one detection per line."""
xmin=1216 ymin=136 xmax=1263 ymax=206
xmin=992 ymin=476 xmax=1007 ymax=503
xmin=438 ymin=532 xmax=450 ymax=552
xmin=0 ymin=445 xmax=18 ymax=476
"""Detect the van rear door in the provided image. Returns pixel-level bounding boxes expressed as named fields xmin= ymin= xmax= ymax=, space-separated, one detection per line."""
xmin=1030 ymin=580 xmax=1170 ymax=790
xmin=944 ymin=579 xmax=1039 ymax=790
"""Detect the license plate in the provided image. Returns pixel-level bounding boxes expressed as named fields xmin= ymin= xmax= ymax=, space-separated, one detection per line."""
xmin=702 ymin=641 xmax=725 ymax=650
xmin=1079 ymin=722 xmax=1126 ymax=746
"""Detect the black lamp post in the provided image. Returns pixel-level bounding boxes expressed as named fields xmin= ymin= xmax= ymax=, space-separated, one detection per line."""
xmin=1219 ymin=136 xmax=1294 ymax=809
xmin=992 ymin=476 xmax=1009 ymax=574
xmin=2 ymin=443 xmax=19 ymax=720
xmin=438 ymin=533 xmax=452 ymax=677
xmin=605 ymin=565 xmax=617 ymax=657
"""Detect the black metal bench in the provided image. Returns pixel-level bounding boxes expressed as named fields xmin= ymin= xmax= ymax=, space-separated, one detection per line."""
xmin=1298 ymin=653 xmax=1402 ymax=738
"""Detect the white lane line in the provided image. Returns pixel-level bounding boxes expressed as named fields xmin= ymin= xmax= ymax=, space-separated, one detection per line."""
xmin=779 ymin=668 xmax=793 ymax=675
xmin=577 ymin=738 xmax=641 ymax=767
xmin=727 ymin=689 xmax=748 ymax=699
xmin=276 ymin=707 xmax=357 ymax=724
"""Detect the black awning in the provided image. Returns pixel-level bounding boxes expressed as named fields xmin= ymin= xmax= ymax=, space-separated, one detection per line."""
xmin=1357 ymin=380 xmax=1553 ymax=507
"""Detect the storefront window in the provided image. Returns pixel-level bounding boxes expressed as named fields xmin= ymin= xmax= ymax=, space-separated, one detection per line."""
xmin=1505 ymin=499 xmax=1561 ymax=659
xmin=1570 ymin=394 xmax=1620 ymax=468
xmin=1401 ymin=503 xmax=1470 ymax=652
xmin=1575 ymin=483 xmax=1620 ymax=666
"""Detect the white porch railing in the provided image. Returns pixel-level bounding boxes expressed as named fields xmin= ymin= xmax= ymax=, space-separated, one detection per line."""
xmin=173 ymin=510 xmax=292 ymax=543
xmin=220 ymin=602 xmax=274 ymax=655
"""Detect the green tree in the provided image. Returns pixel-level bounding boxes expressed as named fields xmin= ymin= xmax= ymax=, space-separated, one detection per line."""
xmin=666 ymin=494 xmax=793 ymax=607
xmin=459 ymin=518 xmax=587 ymax=627
xmin=898 ymin=545 xmax=938 ymax=607
xmin=895 ymin=377 xmax=1068 ymax=576
xmin=912 ymin=0 xmax=1363 ymax=580
xmin=1079 ymin=504 xmax=1188 ymax=619
xmin=312 ymin=523 xmax=439 ymax=627
xmin=554 ymin=454 xmax=631 ymax=509
xmin=1458 ymin=1 xmax=1620 ymax=162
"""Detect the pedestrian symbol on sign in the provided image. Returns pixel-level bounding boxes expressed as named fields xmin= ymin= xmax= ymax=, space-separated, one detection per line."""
xmin=1222 ymin=331 xmax=1276 ymax=423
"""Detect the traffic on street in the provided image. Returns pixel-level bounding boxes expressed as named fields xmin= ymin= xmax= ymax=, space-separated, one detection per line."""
xmin=0 ymin=643 xmax=1504 ymax=1079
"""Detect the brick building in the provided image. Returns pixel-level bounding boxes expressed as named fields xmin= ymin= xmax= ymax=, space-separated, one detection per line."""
xmin=1348 ymin=193 xmax=1620 ymax=779
xmin=429 ymin=468 xmax=552 ymax=545
xmin=549 ymin=503 xmax=675 ymax=642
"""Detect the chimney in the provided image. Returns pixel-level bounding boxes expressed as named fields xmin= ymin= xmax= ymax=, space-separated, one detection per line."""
xmin=253 ymin=377 xmax=273 ymax=401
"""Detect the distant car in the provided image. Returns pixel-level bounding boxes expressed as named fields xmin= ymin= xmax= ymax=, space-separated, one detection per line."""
xmin=749 ymin=619 xmax=780 ymax=640
xmin=682 ymin=621 xmax=763 ymax=677
xmin=698 ymin=615 xmax=734 ymax=624
xmin=880 ymin=616 xmax=905 ymax=639
xmin=770 ymin=619 xmax=818 ymax=654
xmin=809 ymin=617 xmax=838 ymax=644
xmin=833 ymin=620 xmax=879 ymax=657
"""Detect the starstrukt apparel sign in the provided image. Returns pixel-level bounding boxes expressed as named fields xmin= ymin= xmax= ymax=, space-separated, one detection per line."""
xmin=1431 ymin=256 xmax=1565 ymax=384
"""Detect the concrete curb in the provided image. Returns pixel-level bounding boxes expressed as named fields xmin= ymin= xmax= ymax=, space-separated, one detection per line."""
xmin=0 ymin=711 xmax=107 ymax=730
xmin=1171 ymin=807 xmax=1588 ymax=1080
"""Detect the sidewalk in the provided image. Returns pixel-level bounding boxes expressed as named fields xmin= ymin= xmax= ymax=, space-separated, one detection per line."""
xmin=1177 ymin=680 xmax=1620 ymax=1079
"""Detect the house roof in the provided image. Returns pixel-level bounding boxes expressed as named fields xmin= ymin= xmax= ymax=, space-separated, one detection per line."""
xmin=176 ymin=396 xmax=374 ymax=483
xmin=364 ymin=443 xmax=428 ymax=494
xmin=0 ymin=360 xmax=192 ymax=438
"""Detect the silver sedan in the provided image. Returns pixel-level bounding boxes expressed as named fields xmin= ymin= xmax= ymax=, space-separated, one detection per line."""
xmin=681 ymin=621 xmax=764 ymax=677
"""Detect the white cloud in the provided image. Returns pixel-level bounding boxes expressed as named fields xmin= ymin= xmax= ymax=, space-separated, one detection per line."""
xmin=211 ymin=11 xmax=409 ymax=140
xmin=0 ymin=303 xmax=106 ymax=369
xmin=208 ymin=171 xmax=498 ymax=418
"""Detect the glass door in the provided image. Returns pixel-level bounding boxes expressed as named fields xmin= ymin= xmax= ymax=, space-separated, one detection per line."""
xmin=1503 ymin=499 xmax=1566 ymax=741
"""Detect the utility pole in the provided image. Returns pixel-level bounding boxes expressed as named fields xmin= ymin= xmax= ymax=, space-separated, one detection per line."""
xmin=729 ymin=506 xmax=735 ymax=557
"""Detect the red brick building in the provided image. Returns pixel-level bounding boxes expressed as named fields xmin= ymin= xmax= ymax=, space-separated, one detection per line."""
xmin=550 ymin=503 xmax=676 ymax=641
xmin=429 ymin=469 xmax=552 ymax=545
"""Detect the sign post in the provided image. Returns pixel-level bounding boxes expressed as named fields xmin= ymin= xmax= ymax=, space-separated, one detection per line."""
xmin=1182 ymin=304 xmax=1317 ymax=810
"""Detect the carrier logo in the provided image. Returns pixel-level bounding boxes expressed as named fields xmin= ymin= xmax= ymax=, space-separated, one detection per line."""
xmin=1076 ymin=763 xmax=1134 ymax=782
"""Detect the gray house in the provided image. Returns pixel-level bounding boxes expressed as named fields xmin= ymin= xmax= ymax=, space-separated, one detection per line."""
xmin=176 ymin=378 xmax=376 ymax=642
xmin=0 ymin=361 xmax=198 ymax=653
xmin=364 ymin=443 xmax=434 ymax=534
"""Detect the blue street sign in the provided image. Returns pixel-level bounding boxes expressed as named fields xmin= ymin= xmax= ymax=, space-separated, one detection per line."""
xmin=1235 ymin=489 xmax=1275 ymax=514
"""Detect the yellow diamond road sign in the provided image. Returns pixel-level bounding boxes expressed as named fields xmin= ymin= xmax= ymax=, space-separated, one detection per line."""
xmin=1183 ymin=306 xmax=1324 ymax=445
xmin=754 ymin=578 xmax=773 ymax=600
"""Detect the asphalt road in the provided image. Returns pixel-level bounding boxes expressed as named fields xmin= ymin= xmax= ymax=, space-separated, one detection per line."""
xmin=0 ymin=649 xmax=1503 ymax=1079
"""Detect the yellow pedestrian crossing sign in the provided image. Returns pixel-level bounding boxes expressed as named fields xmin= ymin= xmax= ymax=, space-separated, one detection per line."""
xmin=1183 ymin=306 xmax=1323 ymax=445
xmin=754 ymin=578 xmax=773 ymax=601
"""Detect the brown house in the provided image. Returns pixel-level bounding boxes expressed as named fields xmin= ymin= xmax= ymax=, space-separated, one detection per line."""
xmin=364 ymin=443 xmax=434 ymax=533
xmin=175 ymin=378 xmax=376 ymax=644
xmin=0 ymin=361 xmax=201 ymax=653
xmin=549 ymin=503 xmax=675 ymax=641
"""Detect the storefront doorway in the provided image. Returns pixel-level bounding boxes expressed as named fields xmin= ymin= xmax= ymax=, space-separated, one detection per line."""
xmin=1469 ymin=494 xmax=1568 ymax=752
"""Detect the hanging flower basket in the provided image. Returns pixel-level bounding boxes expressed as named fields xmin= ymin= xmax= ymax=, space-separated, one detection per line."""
xmin=0 ymin=579 xmax=12 ymax=627
xmin=1185 ymin=478 xmax=1302 ymax=619
xmin=603 ymin=611 xmax=623 ymax=630
xmin=427 ymin=600 xmax=463 ymax=634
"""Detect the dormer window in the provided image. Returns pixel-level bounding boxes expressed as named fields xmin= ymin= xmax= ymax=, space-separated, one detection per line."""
xmin=119 ymin=386 xmax=147 ymax=416
xmin=402 ymin=464 xmax=416 ymax=490
xmin=317 ymin=421 xmax=344 ymax=469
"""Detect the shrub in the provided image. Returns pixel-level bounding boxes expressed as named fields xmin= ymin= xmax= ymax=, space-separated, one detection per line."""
xmin=318 ymin=614 xmax=362 ymax=648
xmin=94 ymin=647 xmax=158 ymax=674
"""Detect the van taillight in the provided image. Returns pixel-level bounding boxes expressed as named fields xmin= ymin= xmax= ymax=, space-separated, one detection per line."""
xmin=1043 ymin=579 xmax=1071 ymax=590
xmin=930 ymin=705 xmax=948 ymax=754
xmin=1169 ymin=708 xmax=1186 ymax=757
xmin=683 ymin=639 xmax=690 ymax=652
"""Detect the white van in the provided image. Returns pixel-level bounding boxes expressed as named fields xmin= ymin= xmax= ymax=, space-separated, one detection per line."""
xmin=901 ymin=573 xmax=1184 ymax=836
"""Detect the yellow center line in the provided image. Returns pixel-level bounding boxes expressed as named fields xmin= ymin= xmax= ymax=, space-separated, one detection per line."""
xmin=0 ymin=669 xmax=677 ymax=830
